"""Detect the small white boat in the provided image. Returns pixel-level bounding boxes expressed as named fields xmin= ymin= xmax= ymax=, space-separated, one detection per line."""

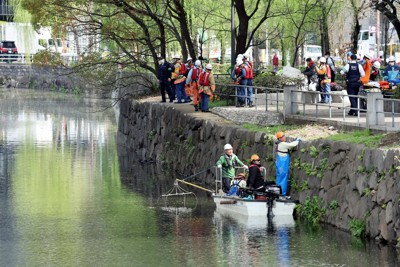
xmin=212 ymin=194 xmax=297 ymax=217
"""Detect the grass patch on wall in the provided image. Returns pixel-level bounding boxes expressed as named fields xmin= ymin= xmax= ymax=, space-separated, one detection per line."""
xmin=326 ymin=129 xmax=383 ymax=148
xmin=242 ymin=123 xmax=303 ymax=134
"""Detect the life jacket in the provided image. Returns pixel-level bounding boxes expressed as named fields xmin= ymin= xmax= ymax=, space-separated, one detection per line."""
xmin=191 ymin=67 xmax=202 ymax=81
xmin=228 ymin=179 xmax=242 ymax=196
xmin=275 ymin=140 xmax=290 ymax=155
xmin=346 ymin=63 xmax=361 ymax=85
xmin=180 ymin=63 xmax=187 ymax=75
xmin=249 ymin=164 xmax=262 ymax=174
xmin=199 ymin=72 xmax=210 ymax=86
xmin=235 ymin=66 xmax=242 ymax=76
xmin=247 ymin=62 xmax=254 ymax=79
xmin=244 ymin=65 xmax=251 ymax=79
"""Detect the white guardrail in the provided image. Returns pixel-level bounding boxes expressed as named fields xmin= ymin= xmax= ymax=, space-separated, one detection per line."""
xmin=214 ymin=83 xmax=400 ymax=131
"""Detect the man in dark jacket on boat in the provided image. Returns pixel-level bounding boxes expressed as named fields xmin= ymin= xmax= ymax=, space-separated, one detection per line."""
xmin=216 ymin=144 xmax=247 ymax=193
xmin=247 ymin=154 xmax=274 ymax=191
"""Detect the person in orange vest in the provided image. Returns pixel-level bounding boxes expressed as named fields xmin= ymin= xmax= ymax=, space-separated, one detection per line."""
xmin=360 ymin=54 xmax=372 ymax=84
xmin=198 ymin=64 xmax=215 ymax=112
xmin=185 ymin=57 xmax=194 ymax=102
xmin=243 ymin=54 xmax=254 ymax=107
xmin=315 ymin=57 xmax=331 ymax=103
xmin=186 ymin=60 xmax=203 ymax=111
xmin=171 ymin=54 xmax=189 ymax=103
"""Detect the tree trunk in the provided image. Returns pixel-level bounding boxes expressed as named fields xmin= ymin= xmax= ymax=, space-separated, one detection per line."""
xmin=234 ymin=0 xmax=249 ymax=56
xmin=173 ymin=0 xmax=196 ymax=60
xmin=351 ymin=17 xmax=361 ymax=53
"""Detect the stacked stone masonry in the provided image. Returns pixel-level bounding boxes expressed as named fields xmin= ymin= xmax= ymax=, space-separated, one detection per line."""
xmin=118 ymin=99 xmax=400 ymax=244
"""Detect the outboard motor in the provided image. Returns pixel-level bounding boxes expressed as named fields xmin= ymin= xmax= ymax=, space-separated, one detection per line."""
xmin=265 ymin=185 xmax=281 ymax=218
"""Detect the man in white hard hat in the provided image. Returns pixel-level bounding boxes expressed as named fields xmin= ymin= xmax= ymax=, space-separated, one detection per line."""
xmin=198 ymin=63 xmax=215 ymax=112
xmin=383 ymin=56 xmax=400 ymax=84
xmin=231 ymin=58 xmax=246 ymax=107
xmin=370 ymin=61 xmax=381 ymax=81
xmin=315 ymin=57 xmax=332 ymax=103
xmin=243 ymin=54 xmax=254 ymax=107
xmin=216 ymin=144 xmax=247 ymax=193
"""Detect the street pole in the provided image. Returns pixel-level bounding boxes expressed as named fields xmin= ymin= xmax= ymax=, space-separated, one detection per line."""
xmin=231 ymin=0 xmax=235 ymax=68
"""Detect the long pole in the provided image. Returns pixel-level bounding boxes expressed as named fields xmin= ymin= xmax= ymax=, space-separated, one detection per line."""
xmin=231 ymin=0 xmax=235 ymax=67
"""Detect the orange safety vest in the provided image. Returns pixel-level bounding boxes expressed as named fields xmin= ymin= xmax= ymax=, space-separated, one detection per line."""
xmin=191 ymin=68 xmax=202 ymax=81
xmin=247 ymin=62 xmax=254 ymax=79
xmin=199 ymin=72 xmax=210 ymax=86
xmin=244 ymin=65 xmax=251 ymax=79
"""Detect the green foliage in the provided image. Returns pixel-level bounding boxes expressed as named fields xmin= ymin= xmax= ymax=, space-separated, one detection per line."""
xmin=147 ymin=130 xmax=156 ymax=141
xmin=291 ymin=179 xmax=309 ymax=192
xmin=296 ymin=196 xmax=326 ymax=224
xmin=326 ymin=130 xmax=384 ymax=148
xmin=208 ymin=100 xmax=229 ymax=108
xmin=309 ymin=145 xmax=319 ymax=158
xmin=349 ymin=219 xmax=366 ymax=238
xmin=329 ymin=200 xmax=339 ymax=211
xmin=317 ymin=158 xmax=328 ymax=179
xmin=253 ymin=72 xmax=304 ymax=88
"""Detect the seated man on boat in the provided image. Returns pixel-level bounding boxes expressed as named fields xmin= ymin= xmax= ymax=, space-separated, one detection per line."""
xmin=216 ymin=143 xmax=248 ymax=193
xmin=228 ymin=173 xmax=247 ymax=196
xmin=247 ymin=154 xmax=275 ymax=191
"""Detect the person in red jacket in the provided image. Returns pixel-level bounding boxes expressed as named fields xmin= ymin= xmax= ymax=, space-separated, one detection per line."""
xmin=272 ymin=52 xmax=279 ymax=74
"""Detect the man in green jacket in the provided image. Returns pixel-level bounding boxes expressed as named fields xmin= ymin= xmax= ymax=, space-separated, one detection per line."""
xmin=216 ymin=144 xmax=248 ymax=193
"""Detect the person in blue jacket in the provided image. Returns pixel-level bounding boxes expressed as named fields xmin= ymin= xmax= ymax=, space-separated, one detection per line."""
xmin=275 ymin=132 xmax=300 ymax=197
xmin=383 ymin=56 xmax=400 ymax=85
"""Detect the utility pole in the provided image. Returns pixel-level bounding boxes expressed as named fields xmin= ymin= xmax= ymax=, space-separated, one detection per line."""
xmin=377 ymin=10 xmax=380 ymax=58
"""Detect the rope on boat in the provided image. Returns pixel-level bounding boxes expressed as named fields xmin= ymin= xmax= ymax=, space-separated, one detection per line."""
xmin=176 ymin=179 xmax=214 ymax=193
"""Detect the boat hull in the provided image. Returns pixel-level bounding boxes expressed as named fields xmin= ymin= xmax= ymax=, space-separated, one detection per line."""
xmin=212 ymin=195 xmax=296 ymax=217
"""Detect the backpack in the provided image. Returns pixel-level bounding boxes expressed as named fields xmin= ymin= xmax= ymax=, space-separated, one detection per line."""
xmin=228 ymin=179 xmax=242 ymax=196
xmin=180 ymin=63 xmax=187 ymax=75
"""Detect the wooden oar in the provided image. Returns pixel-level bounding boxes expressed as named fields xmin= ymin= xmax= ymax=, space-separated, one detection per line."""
xmin=176 ymin=179 xmax=214 ymax=193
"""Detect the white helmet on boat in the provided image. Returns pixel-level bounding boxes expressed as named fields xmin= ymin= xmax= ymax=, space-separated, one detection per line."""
xmin=224 ymin=144 xmax=233 ymax=150
xmin=373 ymin=61 xmax=381 ymax=69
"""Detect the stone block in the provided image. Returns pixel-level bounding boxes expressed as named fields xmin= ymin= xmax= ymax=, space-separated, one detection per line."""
xmin=386 ymin=201 xmax=393 ymax=224
xmin=368 ymin=172 xmax=378 ymax=189
xmin=367 ymin=207 xmax=380 ymax=238
xmin=355 ymin=174 xmax=368 ymax=196
xmin=376 ymin=180 xmax=387 ymax=206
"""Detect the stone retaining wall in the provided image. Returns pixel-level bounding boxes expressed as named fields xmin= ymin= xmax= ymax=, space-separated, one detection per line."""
xmin=0 ymin=64 xmax=153 ymax=97
xmin=117 ymin=99 xmax=400 ymax=244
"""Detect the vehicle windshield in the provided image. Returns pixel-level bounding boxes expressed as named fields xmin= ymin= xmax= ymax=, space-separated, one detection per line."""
xmin=306 ymin=47 xmax=321 ymax=53
xmin=2 ymin=42 xmax=15 ymax=48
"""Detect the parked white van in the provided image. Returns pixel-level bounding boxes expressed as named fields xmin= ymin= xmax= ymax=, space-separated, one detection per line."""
xmin=303 ymin=45 xmax=322 ymax=61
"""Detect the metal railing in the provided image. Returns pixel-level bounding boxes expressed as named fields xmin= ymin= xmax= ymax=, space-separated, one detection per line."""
xmin=213 ymin=82 xmax=400 ymax=131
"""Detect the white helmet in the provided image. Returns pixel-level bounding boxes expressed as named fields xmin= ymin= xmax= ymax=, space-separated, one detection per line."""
xmin=237 ymin=54 xmax=244 ymax=59
xmin=364 ymin=54 xmax=371 ymax=60
xmin=373 ymin=61 xmax=381 ymax=69
xmin=236 ymin=59 xmax=243 ymax=65
xmin=195 ymin=60 xmax=201 ymax=67
xmin=172 ymin=54 xmax=180 ymax=59
xmin=319 ymin=57 xmax=326 ymax=63
xmin=388 ymin=56 xmax=396 ymax=62
xmin=224 ymin=144 xmax=233 ymax=150
xmin=187 ymin=57 xmax=192 ymax=62
xmin=206 ymin=63 xmax=212 ymax=70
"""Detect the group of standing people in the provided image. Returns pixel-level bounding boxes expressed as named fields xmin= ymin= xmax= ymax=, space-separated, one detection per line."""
xmin=231 ymin=54 xmax=255 ymax=107
xmin=215 ymin=132 xmax=300 ymax=198
xmin=157 ymin=55 xmax=215 ymax=112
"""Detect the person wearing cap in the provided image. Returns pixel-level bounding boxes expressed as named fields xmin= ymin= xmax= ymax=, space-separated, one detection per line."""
xmin=171 ymin=54 xmax=189 ymax=104
xmin=198 ymin=63 xmax=216 ymax=112
xmin=247 ymin=154 xmax=274 ymax=191
xmin=157 ymin=57 xmax=173 ymax=103
xmin=340 ymin=54 xmax=365 ymax=116
xmin=216 ymin=144 xmax=247 ymax=193
xmin=383 ymin=56 xmax=400 ymax=84
xmin=243 ymin=54 xmax=254 ymax=107
xmin=370 ymin=61 xmax=381 ymax=81
xmin=184 ymin=57 xmax=194 ymax=102
xmin=186 ymin=59 xmax=203 ymax=111
xmin=275 ymin=132 xmax=300 ymax=197
xmin=360 ymin=54 xmax=372 ymax=84
xmin=315 ymin=57 xmax=332 ymax=103
xmin=324 ymin=52 xmax=336 ymax=83
xmin=228 ymin=173 xmax=247 ymax=196
xmin=231 ymin=58 xmax=247 ymax=107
